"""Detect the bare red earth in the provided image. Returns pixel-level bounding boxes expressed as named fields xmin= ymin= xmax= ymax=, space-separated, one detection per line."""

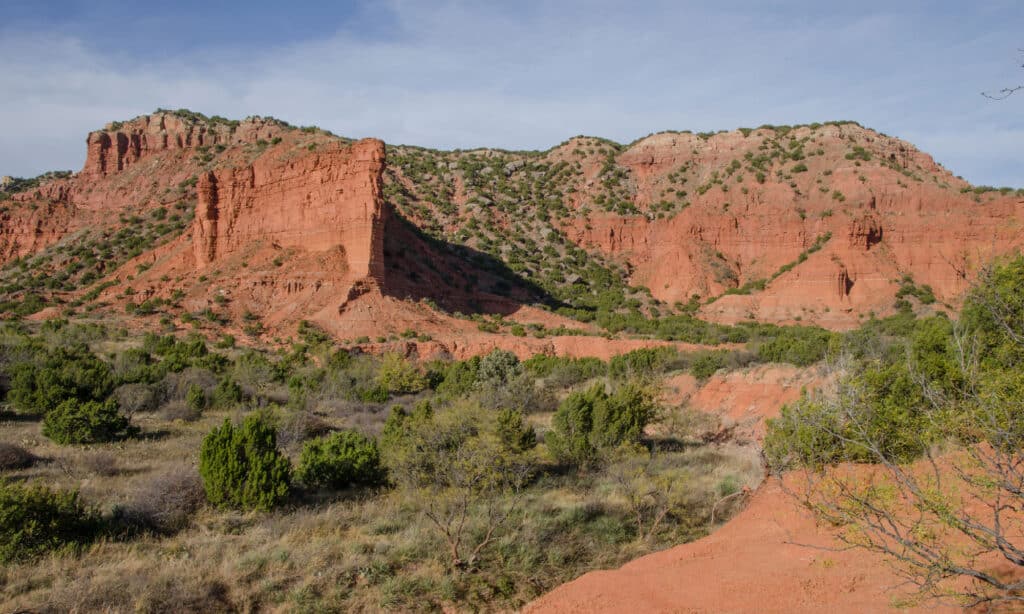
xmin=525 ymin=476 xmax=957 ymax=614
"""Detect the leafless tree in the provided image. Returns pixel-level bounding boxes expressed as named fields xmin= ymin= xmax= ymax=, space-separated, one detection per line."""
xmin=770 ymin=264 xmax=1024 ymax=608
xmin=387 ymin=409 xmax=535 ymax=570
xmin=607 ymin=447 xmax=688 ymax=541
xmin=982 ymin=50 xmax=1024 ymax=100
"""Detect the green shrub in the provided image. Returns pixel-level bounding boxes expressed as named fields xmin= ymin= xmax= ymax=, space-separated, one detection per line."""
xmin=546 ymin=385 xmax=601 ymax=467
xmin=377 ymin=353 xmax=427 ymax=394
xmin=590 ymin=383 xmax=656 ymax=450
xmin=608 ymin=347 xmax=678 ymax=378
xmin=689 ymin=351 xmax=727 ymax=380
xmin=766 ymin=359 xmax=935 ymax=469
xmin=477 ymin=349 xmax=523 ymax=386
xmin=0 ymin=481 xmax=100 ymax=563
xmin=211 ymin=377 xmax=243 ymax=409
xmin=436 ymin=357 xmax=480 ymax=397
xmin=358 ymin=383 xmax=389 ymax=403
xmin=546 ymin=383 xmax=656 ymax=467
xmin=895 ymin=274 xmax=937 ymax=307
xmin=42 ymin=399 xmax=136 ymax=444
xmin=199 ymin=414 xmax=292 ymax=511
xmin=379 ymin=401 xmax=434 ymax=458
xmin=755 ymin=326 xmax=834 ymax=366
xmin=7 ymin=345 xmax=114 ymax=415
xmin=296 ymin=430 xmax=386 ymax=490
xmin=185 ymin=383 xmax=207 ymax=413
xmin=523 ymin=355 xmax=606 ymax=385
xmin=495 ymin=408 xmax=537 ymax=453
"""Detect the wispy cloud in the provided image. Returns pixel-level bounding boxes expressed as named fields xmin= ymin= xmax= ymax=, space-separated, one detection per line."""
xmin=0 ymin=1 xmax=1020 ymax=186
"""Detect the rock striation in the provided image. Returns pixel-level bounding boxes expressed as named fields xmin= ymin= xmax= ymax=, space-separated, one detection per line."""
xmin=191 ymin=138 xmax=386 ymax=284
xmin=2 ymin=113 xmax=1023 ymax=334
xmin=83 ymin=113 xmax=287 ymax=177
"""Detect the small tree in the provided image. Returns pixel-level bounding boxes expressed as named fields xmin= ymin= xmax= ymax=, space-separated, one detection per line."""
xmin=199 ymin=413 xmax=291 ymax=511
xmin=42 ymin=399 xmax=136 ymax=445
xmin=385 ymin=405 xmax=534 ymax=570
xmin=185 ymin=383 xmax=207 ymax=413
xmin=296 ymin=430 xmax=386 ymax=490
xmin=546 ymin=382 xmax=657 ymax=467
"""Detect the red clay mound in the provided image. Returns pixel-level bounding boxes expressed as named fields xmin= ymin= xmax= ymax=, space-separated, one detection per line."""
xmin=525 ymin=477 xmax=956 ymax=614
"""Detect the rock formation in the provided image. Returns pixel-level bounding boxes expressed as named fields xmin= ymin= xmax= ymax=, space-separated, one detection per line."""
xmin=554 ymin=125 xmax=1024 ymax=327
xmin=1 ymin=112 xmax=1023 ymax=337
xmin=190 ymin=138 xmax=386 ymax=283
xmin=83 ymin=113 xmax=286 ymax=177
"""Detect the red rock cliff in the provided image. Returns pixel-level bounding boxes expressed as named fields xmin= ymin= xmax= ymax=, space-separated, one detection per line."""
xmin=191 ymin=139 xmax=387 ymax=284
xmin=83 ymin=112 xmax=287 ymax=177
xmin=558 ymin=125 xmax=1024 ymax=327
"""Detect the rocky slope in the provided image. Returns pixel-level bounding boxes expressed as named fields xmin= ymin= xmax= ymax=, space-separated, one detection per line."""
xmin=1 ymin=111 xmax=1022 ymax=345
xmin=387 ymin=124 xmax=1024 ymax=329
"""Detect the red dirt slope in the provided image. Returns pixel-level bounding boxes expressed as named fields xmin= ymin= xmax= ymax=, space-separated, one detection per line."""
xmin=525 ymin=477 xmax=956 ymax=614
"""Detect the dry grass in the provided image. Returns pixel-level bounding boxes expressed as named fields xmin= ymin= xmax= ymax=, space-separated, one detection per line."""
xmin=0 ymin=382 xmax=764 ymax=612
xmin=0 ymin=442 xmax=36 ymax=471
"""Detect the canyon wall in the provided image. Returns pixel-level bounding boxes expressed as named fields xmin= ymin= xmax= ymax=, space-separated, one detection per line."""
xmin=561 ymin=126 xmax=1024 ymax=326
xmin=191 ymin=138 xmax=387 ymax=286
xmin=3 ymin=114 xmax=1023 ymax=332
xmin=83 ymin=113 xmax=286 ymax=177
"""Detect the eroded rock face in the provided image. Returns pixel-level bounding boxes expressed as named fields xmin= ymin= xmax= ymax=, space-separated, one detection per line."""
xmin=3 ymin=115 xmax=1023 ymax=335
xmin=562 ymin=125 xmax=1024 ymax=327
xmin=83 ymin=112 xmax=287 ymax=177
xmin=190 ymin=138 xmax=386 ymax=285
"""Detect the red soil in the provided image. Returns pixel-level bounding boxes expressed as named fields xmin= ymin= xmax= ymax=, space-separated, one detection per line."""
xmin=525 ymin=476 xmax=957 ymax=614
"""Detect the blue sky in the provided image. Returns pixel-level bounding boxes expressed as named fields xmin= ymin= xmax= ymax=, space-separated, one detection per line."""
xmin=1 ymin=1 xmax=1021 ymax=186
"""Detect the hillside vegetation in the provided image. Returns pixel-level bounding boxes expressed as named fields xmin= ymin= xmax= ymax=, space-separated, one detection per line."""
xmin=1 ymin=109 xmax=1023 ymax=611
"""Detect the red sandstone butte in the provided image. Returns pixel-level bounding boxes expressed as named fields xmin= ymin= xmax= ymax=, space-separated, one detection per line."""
xmin=4 ymin=113 xmax=1024 ymax=340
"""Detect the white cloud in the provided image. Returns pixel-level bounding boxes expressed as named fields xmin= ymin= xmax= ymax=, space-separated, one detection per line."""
xmin=0 ymin=1 xmax=1020 ymax=186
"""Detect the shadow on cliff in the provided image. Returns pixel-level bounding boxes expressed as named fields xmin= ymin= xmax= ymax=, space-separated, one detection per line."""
xmin=381 ymin=213 xmax=566 ymax=317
